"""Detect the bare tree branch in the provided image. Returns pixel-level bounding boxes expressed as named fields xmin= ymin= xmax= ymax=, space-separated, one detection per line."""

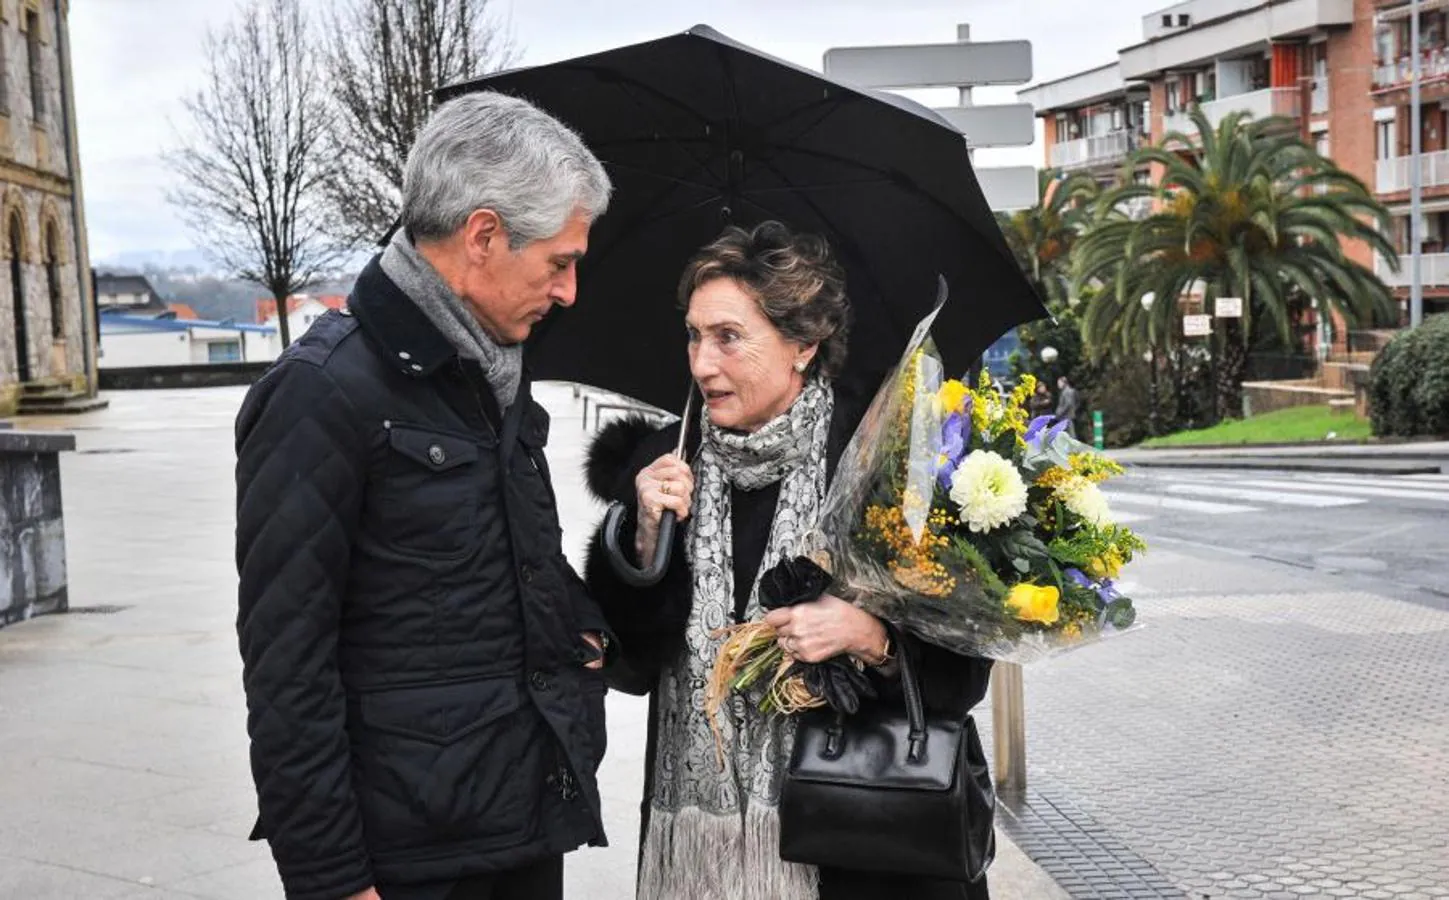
xmin=322 ymin=0 xmax=519 ymax=248
xmin=165 ymin=0 xmax=344 ymax=348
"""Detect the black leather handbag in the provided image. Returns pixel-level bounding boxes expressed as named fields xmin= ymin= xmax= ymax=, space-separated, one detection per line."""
xmin=779 ymin=628 xmax=996 ymax=882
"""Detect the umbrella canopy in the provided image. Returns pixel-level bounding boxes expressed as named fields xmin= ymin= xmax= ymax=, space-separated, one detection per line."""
xmin=438 ymin=25 xmax=1046 ymax=410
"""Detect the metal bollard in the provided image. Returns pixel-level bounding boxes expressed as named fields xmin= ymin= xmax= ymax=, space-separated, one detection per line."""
xmin=990 ymin=661 xmax=1026 ymax=794
xmin=1092 ymin=410 xmax=1105 ymax=450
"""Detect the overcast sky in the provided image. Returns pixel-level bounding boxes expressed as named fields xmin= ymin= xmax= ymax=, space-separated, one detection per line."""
xmin=70 ymin=0 xmax=1168 ymax=266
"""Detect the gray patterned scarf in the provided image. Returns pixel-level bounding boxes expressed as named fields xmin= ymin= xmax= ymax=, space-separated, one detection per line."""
xmin=638 ymin=378 xmax=834 ymax=900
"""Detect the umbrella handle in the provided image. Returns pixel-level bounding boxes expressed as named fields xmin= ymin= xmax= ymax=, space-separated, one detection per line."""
xmin=602 ymin=502 xmax=676 ymax=587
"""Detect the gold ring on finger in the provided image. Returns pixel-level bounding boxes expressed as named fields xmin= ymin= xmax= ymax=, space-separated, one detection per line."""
xmin=661 ymin=482 xmax=672 ymax=495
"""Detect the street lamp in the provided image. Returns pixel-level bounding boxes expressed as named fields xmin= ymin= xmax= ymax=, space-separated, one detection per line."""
xmin=1040 ymin=346 xmax=1059 ymax=364
xmin=1141 ymin=292 xmax=1160 ymax=436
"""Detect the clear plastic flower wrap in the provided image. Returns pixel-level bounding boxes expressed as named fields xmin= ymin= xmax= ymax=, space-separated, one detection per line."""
xmin=799 ymin=306 xmax=1146 ymax=664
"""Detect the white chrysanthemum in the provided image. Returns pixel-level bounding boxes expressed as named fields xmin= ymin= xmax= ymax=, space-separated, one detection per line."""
xmin=1056 ymin=475 xmax=1112 ymax=526
xmin=949 ymin=450 xmax=1029 ymax=533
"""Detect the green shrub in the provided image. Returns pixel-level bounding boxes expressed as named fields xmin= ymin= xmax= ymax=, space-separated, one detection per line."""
xmin=1370 ymin=314 xmax=1449 ymax=437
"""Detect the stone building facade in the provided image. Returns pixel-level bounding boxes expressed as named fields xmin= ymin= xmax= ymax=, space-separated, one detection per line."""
xmin=0 ymin=0 xmax=94 ymax=417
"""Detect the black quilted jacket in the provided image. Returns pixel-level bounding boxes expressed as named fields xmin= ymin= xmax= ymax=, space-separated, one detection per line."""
xmin=235 ymin=258 xmax=610 ymax=900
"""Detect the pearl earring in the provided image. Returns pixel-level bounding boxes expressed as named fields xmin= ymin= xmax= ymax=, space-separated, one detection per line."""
xmin=795 ymin=361 xmax=807 ymax=373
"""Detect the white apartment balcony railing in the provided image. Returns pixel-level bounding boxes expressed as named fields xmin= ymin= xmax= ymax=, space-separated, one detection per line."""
xmin=1376 ymin=150 xmax=1449 ymax=194
xmin=1374 ymin=49 xmax=1449 ymax=89
xmin=1163 ymin=87 xmax=1303 ymax=136
xmin=1120 ymin=196 xmax=1154 ymax=220
xmin=1376 ymin=252 xmax=1449 ymax=287
xmin=1050 ymin=130 xmax=1135 ymax=170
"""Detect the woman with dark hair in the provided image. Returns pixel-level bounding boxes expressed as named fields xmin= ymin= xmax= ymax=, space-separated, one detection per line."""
xmin=584 ymin=221 xmax=993 ymax=900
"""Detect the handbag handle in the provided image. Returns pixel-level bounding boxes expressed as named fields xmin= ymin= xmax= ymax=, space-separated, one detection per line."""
xmin=889 ymin=623 xmax=930 ymax=764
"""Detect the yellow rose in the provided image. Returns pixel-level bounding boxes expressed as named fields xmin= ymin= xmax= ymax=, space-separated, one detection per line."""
xmin=1005 ymin=583 xmax=1061 ymax=626
xmin=938 ymin=379 xmax=969 ymax=415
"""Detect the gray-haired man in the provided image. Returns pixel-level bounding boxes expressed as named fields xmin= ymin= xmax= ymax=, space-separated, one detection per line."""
xmin=236 ymin=92 xmax=615 ymax=900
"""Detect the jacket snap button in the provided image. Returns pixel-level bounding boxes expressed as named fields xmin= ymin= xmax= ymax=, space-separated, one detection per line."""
xmin=427 ymin=444 xmax=446 ymax=465
xmin=530 ymin=670 xmax=552 ymax=691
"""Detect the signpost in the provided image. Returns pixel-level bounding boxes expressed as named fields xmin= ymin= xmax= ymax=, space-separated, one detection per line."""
xmin=824 ymin=24 xmax=1037 ymax=213
xmin=1183 ymin=314 xmax=1213 ymax=337
xmin=1214 ymin=297 xmax=1243 ymax=318
xmin=826 ymin=23 xmax=1039 ymax=795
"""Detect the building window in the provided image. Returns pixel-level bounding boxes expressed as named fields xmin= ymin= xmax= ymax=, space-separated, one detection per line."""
xmin=1377 ymin=120 xmax=1398 ymax=160
xmin=1165 ymin=79 xmax=1181 ymax=113
xmin=43 ymin=223 xmax=61 ymax=339
xmin=25 ymin=9 xmax=44 ymax=122
xmin=208 ymin=340 xmax=242 ymax=363
xmin=0 ymin=23 xmax=9 ymax=117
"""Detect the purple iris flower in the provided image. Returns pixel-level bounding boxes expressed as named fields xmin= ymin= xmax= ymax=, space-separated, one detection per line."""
xmin=1024 ymin=415 xmax=1055 ymax=444
xmin=1045 ymin=417 xmax=1072 ymax=444
xmin=936 ymin=412 xmax=969 ymax=489
xmin=1066 ymin=567 xmax=1120 ymax=605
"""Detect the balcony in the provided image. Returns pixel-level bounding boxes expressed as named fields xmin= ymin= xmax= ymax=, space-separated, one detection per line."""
xmin=1310 ymin=78 xmax=1329 ymax=116
xmin=1376 ymin=252 xmax=1449 ymax=287
xmin=1373 ymin=48 xmax=1449 ymax=89
xmin=1376 ymin=150 xmax=1449 ymax=194
xmin=1050 ymin=130 xmax=1137 ymax=170
xmin=1163 ymin=87 xmax=1303 ymax=136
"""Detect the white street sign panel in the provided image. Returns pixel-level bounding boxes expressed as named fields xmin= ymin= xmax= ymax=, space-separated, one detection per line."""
xmin=977 ymin=166 xmax=1038 ymax=212
xmin=1183 ymin=314 xmax=1213 ymax=337
xmin=932 ymin=103 xmax=1035 ymax=147
xmin=1215 ymin=297 xmax=1244 ymax=318
xmin=824 ymin=40 xmax=1033 ymax=89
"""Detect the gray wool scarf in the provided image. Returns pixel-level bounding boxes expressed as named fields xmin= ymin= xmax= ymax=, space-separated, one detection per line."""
xmin=380 ymin=228 xmax=523 ymax=407
xmin=638 ymin=378 xmax=835 ymax=900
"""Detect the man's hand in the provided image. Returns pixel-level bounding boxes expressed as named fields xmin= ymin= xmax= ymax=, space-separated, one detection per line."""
xmin=581 ymin=632 xmax=606 ymax=670
xmin=346 ymin=888 xmax=381 ymax=900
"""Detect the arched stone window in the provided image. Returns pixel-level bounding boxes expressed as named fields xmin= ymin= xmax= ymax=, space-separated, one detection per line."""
xmin=44 ymin=220 xmax=62 ymax=340
xmin=8 ymin=211 xmax=30 ymax=382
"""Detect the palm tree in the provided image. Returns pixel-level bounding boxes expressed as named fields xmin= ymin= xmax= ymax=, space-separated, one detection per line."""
xmin=1072 ymin=106 xmax=1397 ymax=420
xmin=996 ymin=168 xmax=1100 ymax=310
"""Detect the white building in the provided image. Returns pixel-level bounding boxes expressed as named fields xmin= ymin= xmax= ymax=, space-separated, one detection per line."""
xmin=98 ymin=314 xmax=277 ymax=369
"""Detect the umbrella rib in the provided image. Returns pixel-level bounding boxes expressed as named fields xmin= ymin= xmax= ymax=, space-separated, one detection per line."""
xmin=603 ymin=160 xmax=723 ymax=194
xmin=609 ymin=79 xmax=721 ymax=187
xmin=745 ymin=177 xmax=894 ymax=195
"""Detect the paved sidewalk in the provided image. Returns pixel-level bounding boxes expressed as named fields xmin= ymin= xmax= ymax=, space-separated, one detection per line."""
xmin=0 ymin=386 xmax=1063 ymax=899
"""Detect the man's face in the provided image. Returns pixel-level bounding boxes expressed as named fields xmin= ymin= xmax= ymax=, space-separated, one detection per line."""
xmin=461 ymin=212 xmax=592 ymax=345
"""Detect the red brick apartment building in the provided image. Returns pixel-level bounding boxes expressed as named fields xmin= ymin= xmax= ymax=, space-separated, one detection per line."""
xmin=1019 ymin=0 xmax=1447 ymax=327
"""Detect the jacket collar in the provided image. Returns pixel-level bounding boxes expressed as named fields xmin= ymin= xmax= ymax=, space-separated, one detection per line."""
xmin=347 ymin=255 xmax=458 ymax=379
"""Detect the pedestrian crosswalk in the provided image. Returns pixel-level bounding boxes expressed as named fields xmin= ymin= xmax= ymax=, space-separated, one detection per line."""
xmin=1104 ymin=469 xmax=1449 ymax=524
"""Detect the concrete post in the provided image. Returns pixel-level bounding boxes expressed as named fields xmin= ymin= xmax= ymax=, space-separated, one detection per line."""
xmin=991 ymin=661 xmax=1027 ymax=794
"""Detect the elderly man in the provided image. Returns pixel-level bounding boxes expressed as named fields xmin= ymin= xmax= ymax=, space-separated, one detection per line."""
xmin=235 ymin=92 xmax=614 ymax=900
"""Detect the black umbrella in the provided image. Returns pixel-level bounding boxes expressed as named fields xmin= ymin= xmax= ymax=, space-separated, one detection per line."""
xmin=439 ymin=25 xmax=1047 ymax=583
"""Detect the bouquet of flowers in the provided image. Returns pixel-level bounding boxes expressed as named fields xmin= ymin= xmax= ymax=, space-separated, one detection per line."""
xmin=708 ymin=305 xmax=1146 ymax=721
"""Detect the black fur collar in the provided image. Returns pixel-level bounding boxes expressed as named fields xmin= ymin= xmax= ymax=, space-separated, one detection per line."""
xmin=584 ymin=416 xmax=668 ymax=504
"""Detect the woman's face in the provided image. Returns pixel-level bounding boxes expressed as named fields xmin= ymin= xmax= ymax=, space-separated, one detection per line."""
xmin=686 ymin=278 xmax=815 ymax=433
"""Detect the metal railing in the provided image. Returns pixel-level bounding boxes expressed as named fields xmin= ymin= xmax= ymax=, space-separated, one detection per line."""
xmin=1050 ymin=130 xmax=1135 ymax=170
xmin=1163 ymin=87 xmax=1303 ymax=136
xmin=1376 ymin=252 xmax=1449 ymax=287
xmin=1374 ymin=49 xmax=1449 ymax=88
xmin=1376 ymin=149 xmax=1449 ymax=193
